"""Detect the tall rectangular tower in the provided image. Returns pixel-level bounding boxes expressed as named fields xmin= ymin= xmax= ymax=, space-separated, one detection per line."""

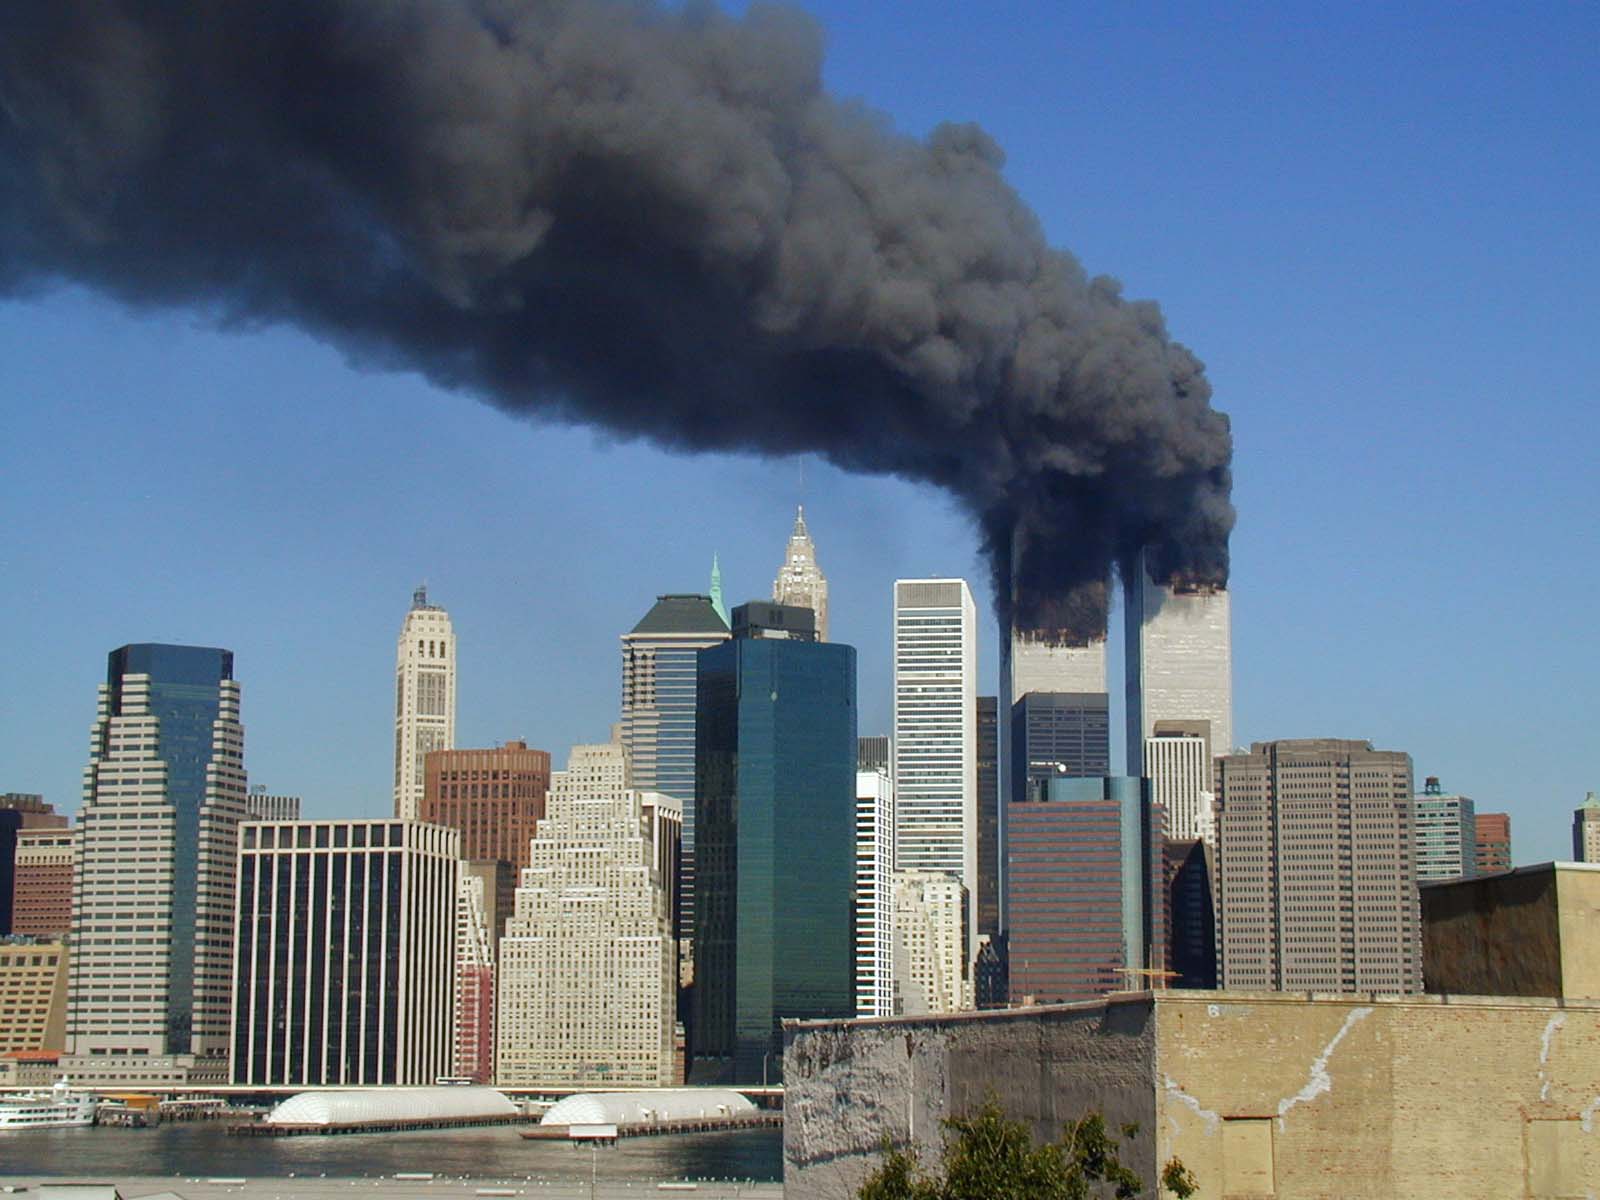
xmin=1474 ymin=812 xmax=1512 ymax=874
xmin=394 ymin=585 xmax=456 ymax=821
xmin=855 ymin=770 xmax=895 ymax=1018
xmin=68 ymin=644 xmax=247 ymax=1081
xmin=1123 ymin=551 xmax=1233 ymax=777
xmin=892 ymin=580 xmax=977 ymax=921
xmin=1413 ymin=777 xmax=1477 ymax=883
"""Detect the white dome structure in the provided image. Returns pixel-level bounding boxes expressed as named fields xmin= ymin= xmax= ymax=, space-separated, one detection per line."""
xmin=266 ymin=1086 xmax=517 ymax=1126
xmin=540 ymin=1090 xmax=755 ymax=1127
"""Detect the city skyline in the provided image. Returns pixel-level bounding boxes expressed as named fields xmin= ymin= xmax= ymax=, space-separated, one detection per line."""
xmin=4 ymin=4 xmax=1596 ymax=866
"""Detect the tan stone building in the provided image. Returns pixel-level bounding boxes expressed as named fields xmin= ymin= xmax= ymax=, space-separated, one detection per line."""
xmin=0 ymin=938 xmax=68 ymax=1052
xmin=785 ymin=990 xmax=1600 ymax=1199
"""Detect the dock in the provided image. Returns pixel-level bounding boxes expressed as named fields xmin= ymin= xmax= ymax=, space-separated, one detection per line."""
xmin=522 ymin=1112 xmax=782 ymax=1141
xmin=231 ymin=1112 xmax=535 ymax=1137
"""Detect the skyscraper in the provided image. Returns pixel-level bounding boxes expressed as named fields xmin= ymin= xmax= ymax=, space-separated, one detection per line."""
xmin=68 ymin=644 xmax=247 ymax=1083
xmin=1144 ymin=726 xmax=1214 ymax=841
xmin=1009 ymin=691 xmax=1111 ymax=802
xmin=773 ymin=506 xmax=829 ymax=641
xmin=454 ymin=861 xmax=497 ymax=1083
xmin=620 ymin=593 xmax=729 ymax=943
xmin=855 ymin=770 xmax=895 ymax=1018
xmin=1474 ymin=812 xmax=1512 ymax=874
xmin=974 ymin=697 xmax=999 ymax=941
xmin=1573 ymin=793 xmax=1600 ymax=863
xmin=496 ymin=744 xmax=677 ymax=1087
xmin=394 ymin=585 xmax=456 ymax=821
xmin=695 ymin=628 xmax=856 ymax=1081
xmin=892 ymin=871 xmax=969 ymax=1015
xmin=230 ymin=819 xmax=459 ymax=1086
xmin=1413 ymin=777 xmax=1477 ymax=883
xmin=1215 ymin=739 xmax=1422 ymax=994
xmin=1123 ymin=551 xmax=1233 ymax=777
xmin=11 ymin=828 xmax=75 ymax=938
xmin=892 ymin=579 xmax=977 ymax=917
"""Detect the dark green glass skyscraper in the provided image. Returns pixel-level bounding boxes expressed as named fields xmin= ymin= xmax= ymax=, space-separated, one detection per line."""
xmin=693 ymin=631 xmax=856 ymax=1083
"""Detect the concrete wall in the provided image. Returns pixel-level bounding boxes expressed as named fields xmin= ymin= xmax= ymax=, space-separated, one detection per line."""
xmin=783 ymin=999 xmax=1158 ymax=1199
xmin=1158 ymin=991 xmax=1600 ymax=1198
xmin=1555 ymin=868 xmax=1600 ymax=999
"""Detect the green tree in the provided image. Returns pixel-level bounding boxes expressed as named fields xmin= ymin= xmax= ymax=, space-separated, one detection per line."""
xmin=856 ymin=1098 xmax=1194 ymax=1200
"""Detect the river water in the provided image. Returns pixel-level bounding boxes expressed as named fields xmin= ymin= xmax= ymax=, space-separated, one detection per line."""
xmin=0 ymin=1123 xmax=783 ymax=1185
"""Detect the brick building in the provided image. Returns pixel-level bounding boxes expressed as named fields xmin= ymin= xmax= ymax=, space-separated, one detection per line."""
xmin=11 ymin=829 xmax=75 ymax=938
xmin=1473 ymin=811 xmax=1512 ymax=874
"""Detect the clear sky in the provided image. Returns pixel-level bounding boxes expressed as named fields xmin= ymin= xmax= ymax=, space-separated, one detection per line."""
xmin=3 ymin=2 xmax=1596 ymax=862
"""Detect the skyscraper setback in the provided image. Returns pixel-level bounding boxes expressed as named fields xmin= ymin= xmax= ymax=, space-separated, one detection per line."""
xmin=68 ymin=644 xmax=248 ymax=1083
xmin=773 ymin=506 xmax=829 ymax=641
xmin=394 ymin=586 xmax=456 ymax=821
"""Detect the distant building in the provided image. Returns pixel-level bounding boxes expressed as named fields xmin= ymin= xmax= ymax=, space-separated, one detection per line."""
xmin=67 ymin=644 xmax=247 ymax=1085
xmin=732 ymin=600 xmax=817 ymax=641
xmin=1122 ymin=548 xmax=1233 ymax=778
xmin=1475 ymin=812 xmax=1512 ymax=874
xmin=621 ymin=593 xmax=729 ymax=945
xmin=857 ymin=736 xmax=891 ymax=776
xmin=855 ymin=771 xmax=894 ymax=1019
xmin=394 ymin=585 xmax=456 ymax=821
xmin=496 ymin=744 xmax=676 ymax=1087
xmin=1215 ymin=739 xmax=1422 ymax=994
xmin=1573 ymin=793 xmax=1600 ymax=863
xmin=695 ymin=629 xmax=856 ymax=1081
xmin=1164 ymin=839 xmax=1216 ymax=989
xmin=0 ymin=939 xmax=68 ymax=1052
xmin=230 ymin=819 xmax=459 ymax=1086
xmin=974 ymin=697 xmax=999 ymax=940
xmin=892 ymin=579 xmax=977 ymax=937
xmin=453 ymin=863 xmax=497 ymax=1084
xmin=1413 ymin=777 xmax=1476 ymax=883
xmin=773 ymin=506 xmax=829 ymax=641
xmin=892 ymin=871 xmax=969 ymax=1015
xmin=244 ymin=789 xmax=301 ymax=822
xmin=1 ymin=796 xmax=66 ymax=938
xmin=1009 ymin=691 xmax=1110 ymax=803
xmin=1144 ymin=726 xmax=1213 ymax=842
xmin=11 ymin=828 xmax=75 ymax=938
xmin=1006 ymin=776 xmax=1163 ymax=1004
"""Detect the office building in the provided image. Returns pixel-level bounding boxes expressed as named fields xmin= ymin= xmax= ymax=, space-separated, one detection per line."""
xmin=11 ymin=828 xmax=75 ymax=938
xmin=1006 ymin=776 xmax=1164 ymax=1004
xmin=1215 ymin=739 xmax=1422 ymax=993
xmin=1165 ymin=839 xmax=1217 ymax=989
xmin=620 ymin=593 xmax=729 ymax=943
xmin=892 ymin=579 xmax=977 ymax=922
xmin=230 ymin=819 xmax=459 ymax=1086
xmin=1574 ymin=793 xmax=1600 ymax=863
xmin=773 ymin=506 xmax=829 ymax=641
xmin=974 ymin=697 xmax=999 ymax=940
xmin=1009 ymin=691 xmax=1110 ymax=803
xmin=0 ymin=794 xmax=66 ymax=828
xmin=892 ymin=871 xmax=969 ymax=1015
xmin=1122 ymin=549 xmax=1233 ymax=777
xmin=68 ymin=644 xmax=248 ymax=1083
xmin=855 ymin=771 xmax=894 ymax=1019
xmin=245 ymin=789 xmax=300 ymax=822
xmin=497 ymin=744 xmax=676 ymax=1087
xmin=1413 ymin=777 xmax=1476 ymax=883
xmin=422 ymin=739 xmax=552 ymax=927
xmin=695 ymin=627 xmax=856 ymax=1081
xmin=0 ymin=796 xmax=64 ymax=937
xmin=1145 ymin=727 xmax=1214 ymax=841
xmin=454 ymin=862 xmax=497 ymax=1083
xmin=733 ymin=599 xmax=817 ymax=641
xmin=0 ymin=938 xmax=69 ymax=1052
xmin=857 ymin=736 xmax=890 ymax=776
xmin=394 ymin=585 xmax=456 ymax=821
xmin=1475 ymin=812 xmax=1512 ymax=874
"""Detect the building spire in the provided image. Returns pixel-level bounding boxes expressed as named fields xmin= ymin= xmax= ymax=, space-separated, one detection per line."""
xmin=793 ymin=504 xmax=808 ymax=537
xmin=710 ymin=554 xmax=729 ymax=627
xmin=773 ymin=508 xmax=829 ymax=641
xmin=412 ymin=582 xmax=429 ymax=610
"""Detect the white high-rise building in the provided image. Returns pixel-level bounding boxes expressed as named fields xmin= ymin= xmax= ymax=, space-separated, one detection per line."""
xmin=1123 ymin=551 xmax=1233 ymax=777
xmin=67 ymin=645 xmax=247 ymax=1085
xmin=496 ymin=744 xmax=676 ymax=1087
xmin=855 ymin=770 xmax=895 ymax=1018
xmin=892 ymin=580 xmax=977 ymax=903
xmin=773 ymin=506 xmax=829 ymax=641
xmin=892 ymin=871 xmax=969 ymax=1015
xmin=1145 ymin=729 xmax=1215 ymax=842
xmin=394 ymin=585 xmax=456 ymax=821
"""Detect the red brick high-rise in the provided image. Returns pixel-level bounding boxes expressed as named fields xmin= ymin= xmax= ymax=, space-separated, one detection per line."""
xmin=12 ymin=829 xmax=76 ymax=938
xmin=1474 ymin=812 xmax=1512 ymax=875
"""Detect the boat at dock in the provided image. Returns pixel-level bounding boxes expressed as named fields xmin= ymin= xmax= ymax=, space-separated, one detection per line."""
xmin=0 ymin=1080 xmax=99 ymax=1130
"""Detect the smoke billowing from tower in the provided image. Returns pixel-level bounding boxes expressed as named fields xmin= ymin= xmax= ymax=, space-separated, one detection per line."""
xmin=0 ymin=0 xmax=1232 ymax=639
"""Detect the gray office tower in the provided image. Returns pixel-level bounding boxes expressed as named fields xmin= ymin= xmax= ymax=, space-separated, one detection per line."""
xmin=1010 ymin=691 xmax=1111 ymax=802
xmin=1215 ymin=739 xmax=1422 ymax=994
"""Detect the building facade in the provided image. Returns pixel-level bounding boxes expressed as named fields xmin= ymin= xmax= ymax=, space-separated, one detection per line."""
xmin=0 ymin=938 xmax=68 ymax=1052
xmin=891 ymin=579 xmax=977 ymax=928
xmin=496 ymin=744 xmax=676 ymax=1087
xmin=1215 ymin=739 xmax=1422 ymax=993
xmin=394 ymin=585 xmax=457 ymax=821
xmin=1413 ymin=777 xmax=1477 ymax=883
xmin=245 ymin=790 xmax=301 ymax=822
xmin=1145 ymin=728 xmax=1214 ymax=842
xmin=230 ymin=819 xmax=459 ymax=1087
xmin=892 ymin=871 xmax=969 ymax=1015
xmin=1573 ymin=793 xmax=1600 ymax=863
xmin=855 ymin=771 xmax=895 ymax=1018
xmin=974 ymin=697 xmax=999 ymax=940
xmin=1010 ymin=691 xmax=1110 ymax=802
xmin=68 ymin=644 xmax=247 ymax=1080
xmin=11 ymin=828 xmax=75 ymax=938
xmin=1164 ymin=838 xmax=1217 ymax=989
xmin=773 ymin=506 xmax=829 ymax=641
xmin=695 ymin=634 xmax=856 ymax=1081
xmin=1475 ymin=811 xmax=1512 ymax=874
xmin=453 ymin=863 xmax=497 ymax=1083
xmin=1006 ymin=776 xmax=1164 ymax=1004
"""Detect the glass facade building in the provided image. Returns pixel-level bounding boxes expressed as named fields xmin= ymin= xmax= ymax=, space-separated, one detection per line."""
xmin=694 ymin=636 xmax=856 ymax=1082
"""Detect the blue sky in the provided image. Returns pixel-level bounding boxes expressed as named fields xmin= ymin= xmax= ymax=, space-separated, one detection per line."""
xmin=3 ymin=2 xmax=1596 ymax=860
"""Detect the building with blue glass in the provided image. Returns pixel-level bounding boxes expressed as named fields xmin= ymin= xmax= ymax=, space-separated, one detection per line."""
xmin=693 ymin=630 xmax=856 ymax=1083
xmin=66 ymin=644 xmax=248 ymax=1083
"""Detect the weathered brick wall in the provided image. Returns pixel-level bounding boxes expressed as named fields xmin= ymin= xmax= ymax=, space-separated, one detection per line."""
xmin=783 ymin=998 xmax=1158 ymax=1199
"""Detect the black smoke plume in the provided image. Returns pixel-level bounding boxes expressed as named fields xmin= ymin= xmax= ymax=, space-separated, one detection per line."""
xmin=0 ymin=0 xmax=1231 ymax=641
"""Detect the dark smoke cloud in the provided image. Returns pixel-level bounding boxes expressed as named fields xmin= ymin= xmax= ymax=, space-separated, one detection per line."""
xmin=0 ymin=0 xmax=1231 ymax=641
